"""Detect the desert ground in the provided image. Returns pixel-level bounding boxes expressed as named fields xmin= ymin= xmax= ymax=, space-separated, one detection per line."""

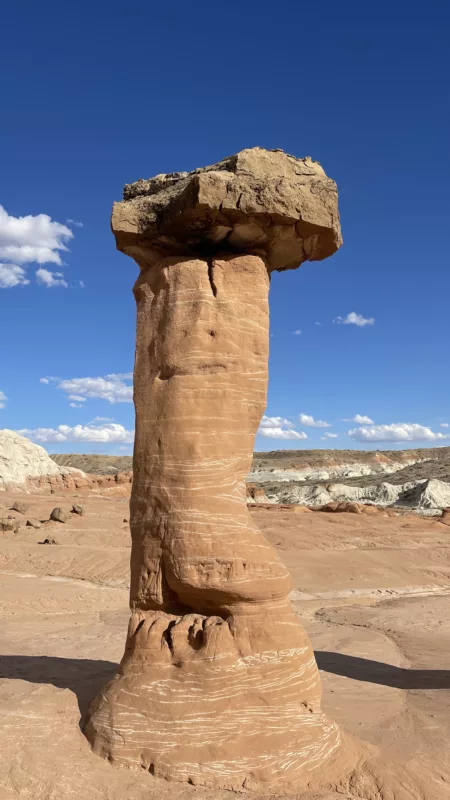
xmin=1 ymin=488 xmax=450 ymax=799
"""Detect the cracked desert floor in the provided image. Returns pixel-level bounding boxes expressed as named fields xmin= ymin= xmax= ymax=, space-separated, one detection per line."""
xmin=1 ymin=489 xmax=450 ymax=799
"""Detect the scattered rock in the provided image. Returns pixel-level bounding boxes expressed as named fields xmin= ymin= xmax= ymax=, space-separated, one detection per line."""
xmin=123 ymin=518 xmax=128 ymax=523
xmin=71 ymin=504 xmax=85 ymax=516
xmin=50 ymin=507 xmax=71 ymax=523
xmin=40 ymin=536 xmax=58 ymax=545
xmin=26 ymin=518 xmax=42 ymax=529
xmin=1 ymin=517 xmax=18 ymax=532
xmin=11 ymin=500 xmax=28 ymax=514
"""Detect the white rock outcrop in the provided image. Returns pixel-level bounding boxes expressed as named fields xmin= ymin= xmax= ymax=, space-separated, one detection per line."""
xmin=0 ymin=429 xmax=85 ymax=491
xmin=267 ymin=477 xmax=450 ymax=514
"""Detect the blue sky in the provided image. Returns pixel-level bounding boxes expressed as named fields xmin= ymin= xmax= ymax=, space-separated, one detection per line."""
xmin=1 ymin=0 xmax=449 ymax=454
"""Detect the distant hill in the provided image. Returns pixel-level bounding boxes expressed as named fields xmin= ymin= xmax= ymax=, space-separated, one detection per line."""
xmin=51 ymin=446 xmax=450 ymax=479
xmin=51 ymin=453 xmax=133 ymax=474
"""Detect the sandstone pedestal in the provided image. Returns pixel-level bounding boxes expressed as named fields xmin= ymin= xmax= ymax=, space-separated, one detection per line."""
xmin=84 ymin=150 xmax=359 ymax=792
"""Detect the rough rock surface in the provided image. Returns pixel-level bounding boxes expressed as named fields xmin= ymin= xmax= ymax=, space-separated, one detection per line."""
xmin=268 ymin=477 xmax=450 ymax=514
xmin=111 ymin=148 xmax=341 ymax=273
xmin=11 ymin=500 xmax=28 ymax=514
xmin=26 ymin=517 xmax=42 ymax=529
xmin=50 ymin=507 xmax=71 ymax=523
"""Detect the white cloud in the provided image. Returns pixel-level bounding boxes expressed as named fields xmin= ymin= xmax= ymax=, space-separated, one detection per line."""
xmin=299 ymin=413 xmax=331 ymax=428
xmin=259 ymin=415 xmax=294 ymax=429
xmin=79 ymin=280 xmax=85 ymax=288
xmin=292 ymin=329 xmax=302 ymax=335
xmin=66 ymin=219 xmax=84 ymax=228
xmin=39 ymin=377 xmax=50 ymax=384
xmin=258 ymin=414 xmax=307 ymax=440
xmin=90 ymin=416 xmax=114 ymax=423
xmin=0 ymin=390 xmax=7 ymax=409
xmin=342 ymin=414 xmax=375 ymax=424
xmin=334 ymin=312 xmax=375 ymax=327
xmin=68 ymin=395 xmax=86 ymax=402
xmin=0 ymin=263 xmax=30 ymax=288
xmin=0 ymin=205 xmax=73 ymax=266
xmin=259 ymin=427 xmax=308 ymax=440
xmin=314 ymin=321 xmax=322 ymax=326
xmin=321 ymin=432 xmax=339 ymax=439
xmin=347 ymin=423 xmax=450 ymax=443
xmin=440 ymin=423 xmax=449 ymax=429
xmin=36 ymin=268 xmax=68 ymax=288
xmin=56 ymin=375 xmax=133 ymax=404
xmin=19 ymin=423 xmax=134 ymax=444
xmin=69 ymin=402 xmax=83 ymax=408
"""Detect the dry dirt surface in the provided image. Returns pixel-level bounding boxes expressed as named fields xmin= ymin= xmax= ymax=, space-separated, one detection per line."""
xmin=1 ymin=489 xmax=450 ymax=799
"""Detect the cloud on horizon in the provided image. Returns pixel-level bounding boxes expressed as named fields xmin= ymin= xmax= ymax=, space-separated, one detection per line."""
xmin=19 ymin=422 xmax=134 ymax=444
xmin=347 ymin=422 xmax=450 ymax=443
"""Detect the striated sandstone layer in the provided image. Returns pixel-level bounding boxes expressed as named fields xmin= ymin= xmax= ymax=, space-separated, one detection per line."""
xmin=85 ymin=252 xmax=359 ymax=792
xmin=85 ymin=150 xmax=361 ymax=792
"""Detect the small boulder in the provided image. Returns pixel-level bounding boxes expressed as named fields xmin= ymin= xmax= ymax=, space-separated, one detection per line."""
xmin=11 ymin=500 xmax=28 ymax=514
xmin=1 ymin=517 xmax=18 ymax=532
xmin=50 ymin=507 xmax=71 ymax=523
xmin=123 ymin=518 xmax=128 ymax=523
xmin=26 ymin=518 xmax=42 ymax=529
xmin=41 ymin=537 xmax=58 ymax=545
xmin=71 ymin=504 xmax=85 ymax=516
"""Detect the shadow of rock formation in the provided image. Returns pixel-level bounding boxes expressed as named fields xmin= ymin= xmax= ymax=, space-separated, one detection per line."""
xmin=315 ymin=651 xmax=450 ymax=690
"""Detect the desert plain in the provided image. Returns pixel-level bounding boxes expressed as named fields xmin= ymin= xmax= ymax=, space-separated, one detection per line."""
xmin=1 ymin=484 xmax=450 ymax=799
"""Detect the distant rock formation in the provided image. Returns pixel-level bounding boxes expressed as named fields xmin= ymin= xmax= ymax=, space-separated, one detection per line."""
xmin=0 ymin=430 xmax=86 ymax=492
xmin=0 ymin=430 xmax=132 ymax=493
xmin=83 ymin=149 xmax=365 ymax=793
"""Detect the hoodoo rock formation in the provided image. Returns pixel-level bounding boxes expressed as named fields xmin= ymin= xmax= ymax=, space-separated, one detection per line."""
xmin=84 ymin=149 xmax=359 ymax=792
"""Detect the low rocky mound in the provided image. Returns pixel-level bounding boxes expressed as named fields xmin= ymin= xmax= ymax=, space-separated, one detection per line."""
xmin=0 ymin=430 xmax=132 ymax=493
xmin=0 ymin=430 xmax=88 ymax=492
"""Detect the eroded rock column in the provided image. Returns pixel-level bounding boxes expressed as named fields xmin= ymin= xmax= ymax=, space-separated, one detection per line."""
xmin=84 ymin=149 xmax=358 ymax=792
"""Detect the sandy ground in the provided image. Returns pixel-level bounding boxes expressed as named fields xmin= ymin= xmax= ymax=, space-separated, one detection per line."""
xmin=1 ymin=490 xmax=450 ymax=799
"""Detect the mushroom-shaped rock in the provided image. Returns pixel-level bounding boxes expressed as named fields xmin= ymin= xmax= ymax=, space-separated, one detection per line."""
xmin=84 ymin=149 xmax=364 ymax=794
xmin=112 ymin=147 xmax=342 ymax=272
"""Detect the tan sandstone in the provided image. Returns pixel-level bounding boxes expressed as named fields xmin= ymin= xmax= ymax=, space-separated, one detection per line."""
xmin=83 ymin=149 xmax=423 ymax=796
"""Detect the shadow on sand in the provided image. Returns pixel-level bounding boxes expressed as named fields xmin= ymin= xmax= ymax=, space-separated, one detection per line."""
xmin=0 ymin=654 xmax=119 ymax=714
xmin=315 ymin=651 xmax=450 ymax=690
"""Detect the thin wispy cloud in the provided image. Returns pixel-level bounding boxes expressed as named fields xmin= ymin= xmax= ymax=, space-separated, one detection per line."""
xmin=0 ymin=390 xmax=7 ymax=410
xmin=334 ymin=312 xmax=375 ymax=327
xmin=321 ymin=432 xmax=338 ymax=439
xmin=299 ymin=413 xmax=331 ymax=428
xmin=0 ymin=263 xmax=30 ymax=288
xmin=66 ymin=219 xmax=84 ymax=228
xmin=292 ymin=329 xmax=302 ymax=335
xmin=440 ymin=423 xmax=449 ymax=429
xmin=36 ymin=268 xmax=68 ymax=288
xmin=342 ymin=414 xmax=374 ymax=424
